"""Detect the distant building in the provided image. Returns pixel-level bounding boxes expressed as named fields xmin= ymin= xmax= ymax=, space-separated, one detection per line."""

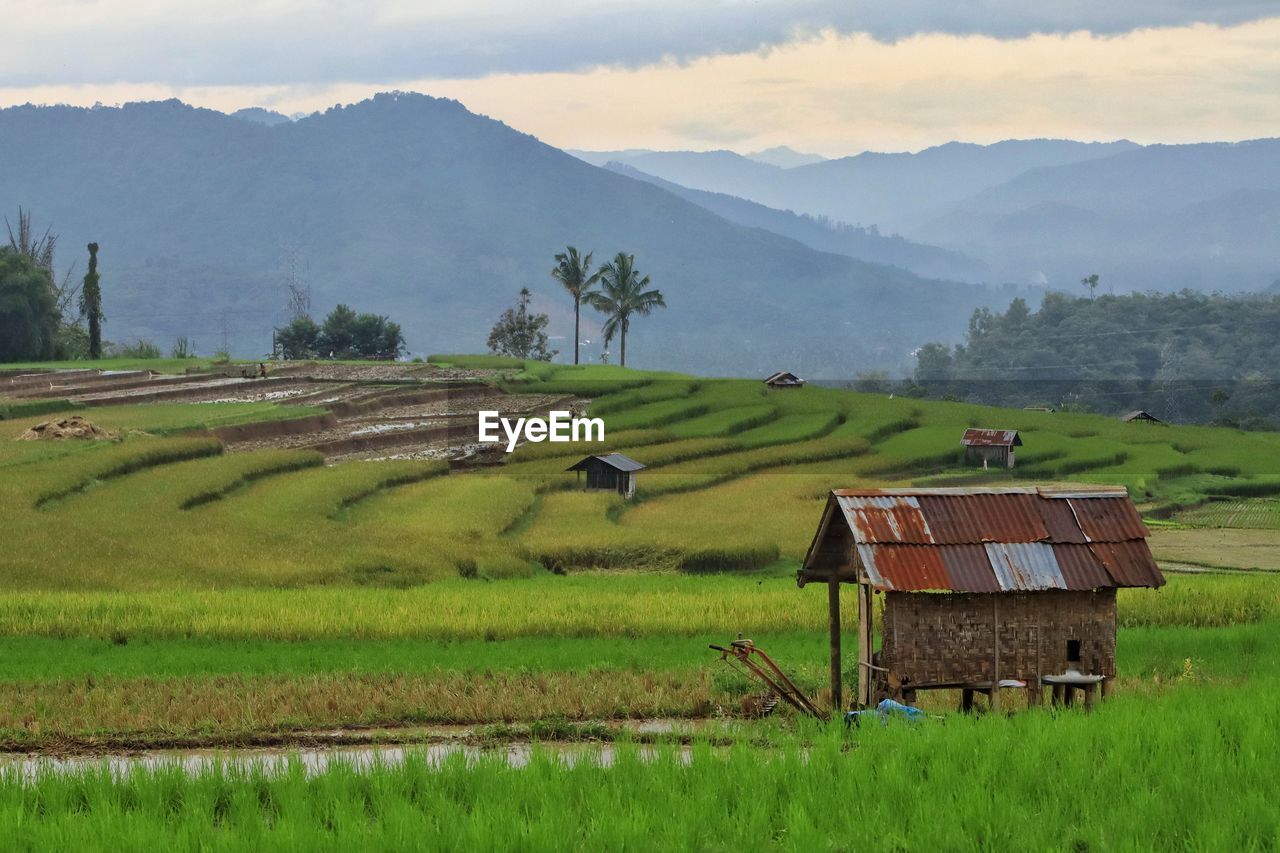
xmin=566 ymin=453 xmax=645 ymax=499
xmin=961 ymin=428 xmax=1022 ymax=469
xmin=1121 ymin=410 xmax=1163 ymax=424
xmin=798 ymin=486 xmax=1165 ymax=710
xmin=763 ymin=371 xmax=805 ymax=389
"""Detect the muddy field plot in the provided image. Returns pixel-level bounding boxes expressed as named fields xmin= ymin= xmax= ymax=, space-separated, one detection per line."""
xmin=223 ymin=391 xmax=580 ymax=460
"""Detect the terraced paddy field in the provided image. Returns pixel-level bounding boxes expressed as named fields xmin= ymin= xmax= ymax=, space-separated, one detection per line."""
xmin=4 ymin=355 xmax=1280 ymax=847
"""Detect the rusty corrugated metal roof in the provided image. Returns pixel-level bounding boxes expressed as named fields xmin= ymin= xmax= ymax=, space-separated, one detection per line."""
xmin=1067 ymin=497 xmax=1149 ymax=541
xmin=805 ymin=486 xmax=1163 ymax=592
xmin=940 ymin=544 xmax=1003 ymax=593
xmin=1088 ymin=541 xmax=1166 ymax=588
xmin=961 ymin=428 xmax=1022 ymax=447
xmin=839 ymin=495 xmax=935 ymax=544
xmin=856 ymin=544 xmax=950 ymax=591
xmin=914 ymin=493 xmax=1048 ymax=543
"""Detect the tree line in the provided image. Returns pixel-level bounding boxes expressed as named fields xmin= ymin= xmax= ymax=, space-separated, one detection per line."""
xmin=909 ymin=289 xmax=1280 ymax=428
xmin=487 ymin=248 xmax=666 ymax=367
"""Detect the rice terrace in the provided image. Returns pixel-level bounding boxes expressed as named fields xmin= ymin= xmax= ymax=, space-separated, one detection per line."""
xmin=7 ymin=6 xmax=1280 ymax=846
xmin=0 ymin=353 xmax=1279 ymax=847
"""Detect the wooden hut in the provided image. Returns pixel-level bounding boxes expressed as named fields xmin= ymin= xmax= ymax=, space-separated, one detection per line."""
xmin=961 ymin=428 xmax=1021 ymax=469
xmin=566 ymin=453 xmax=645 ymax=498
xmin=798 ymin=486 xmax=1165 ymax=710
xmin=1121 ymin=410 xmax=1163 ymax=424
xmin=763 ymin=371 xmax=805 ymax=389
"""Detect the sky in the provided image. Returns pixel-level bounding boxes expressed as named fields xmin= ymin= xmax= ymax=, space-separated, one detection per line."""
xmin=3 ymin=1 xmax=1280 ymax=155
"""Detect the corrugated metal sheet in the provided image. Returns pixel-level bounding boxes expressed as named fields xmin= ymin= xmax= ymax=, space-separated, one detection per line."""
xmin=1067 ymin=497 xmax=1149 ymax=541
xmin=939 ymin=544 xmax=1003 ymax=593
xmin=961 ymin=428 xmax=1021 ymax=447
xmin=1089 ymin=541 xmax=1166 ymax=588
xmin=837 ymin=495 xmax=935 ymax=544
xmin=857 ymin=544 xmax=951 ymax=591
xmin=1052 ymin=543 xmax=1115 ymax=589
xmin=984 ymin=542 xmax=1067 ymax=591
xmin=1037 ymin=498 xmax=1089 ymax=544
xmin=804 ymin=486 xmax=1165 ymax=592
xmin=915 ymin=493 xmax=1048 ymax=543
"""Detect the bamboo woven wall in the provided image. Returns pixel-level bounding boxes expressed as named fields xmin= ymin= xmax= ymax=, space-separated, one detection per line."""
xmin=881 ymin=589 xmax=1116 ymax=686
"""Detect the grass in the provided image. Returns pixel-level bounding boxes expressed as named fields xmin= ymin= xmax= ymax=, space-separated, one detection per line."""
xmin=3 ymin=681 xmax=1279 ymax=849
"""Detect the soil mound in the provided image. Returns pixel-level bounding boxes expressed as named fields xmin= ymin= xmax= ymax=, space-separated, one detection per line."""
xmin=18 ymin=416 xmax=116 ymax=441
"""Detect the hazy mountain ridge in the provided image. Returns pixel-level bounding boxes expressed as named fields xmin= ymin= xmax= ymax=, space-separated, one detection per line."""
xmin=917 ymin=139 xmax=1280 ymax=291
xmin=603 ymin=162 xmax=988 ymax=282
xmin=0 ymin=94 xmax=1020 ymax=375
xmin=573 ymin=139 xmax=1140 ymax=232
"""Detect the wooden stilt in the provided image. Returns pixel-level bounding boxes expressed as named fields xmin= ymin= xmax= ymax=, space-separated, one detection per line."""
xmin=828 ymin=576 xmax=842 ymax=714
xmin=856 ymin=582 xmax=874 ymax=708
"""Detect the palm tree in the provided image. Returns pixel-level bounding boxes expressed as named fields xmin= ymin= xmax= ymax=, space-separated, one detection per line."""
xmin=585 ymin=253 xmax=666 ymax=368
xmin=551 ymin=246 xmax=600 ymax=365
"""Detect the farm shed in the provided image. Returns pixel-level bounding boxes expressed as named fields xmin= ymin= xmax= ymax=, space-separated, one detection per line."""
xmin=1121 ymin=410 xmax=1164 ymax=424
xmin=961 ymin=428 xmax=1021 ymax=469
xmin=566 ymin=453 xmax=645 ymax=498
xmin=798 ymin=486 xmax=1165 ymax=710
xmin=763 ymin=371 xmax=805 ymax=389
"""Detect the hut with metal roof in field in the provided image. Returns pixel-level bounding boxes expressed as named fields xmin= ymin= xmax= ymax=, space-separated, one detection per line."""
xmin=798 ymin=486 xmax=1165 ymax=711
xmin=1121 ymin=410 xmax=1164 ymax=424
xmin=763 ymin=371 xmax=805 ymax=389
xmin=566 ymin=453 xmax=645 ymax=499
xmin=961 ymin=428 xmax=1021 ymax=469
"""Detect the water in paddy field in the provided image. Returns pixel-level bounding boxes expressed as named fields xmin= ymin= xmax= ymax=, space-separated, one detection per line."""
xmin=0 ymin=719 xmax=707 ymax=781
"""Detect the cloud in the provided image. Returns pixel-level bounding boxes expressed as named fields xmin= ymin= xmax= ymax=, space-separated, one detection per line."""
xmin=1 ymin=0 xmax=1277 ymax=87
xmin=4 ymin=18 xmax=1280 ymax=157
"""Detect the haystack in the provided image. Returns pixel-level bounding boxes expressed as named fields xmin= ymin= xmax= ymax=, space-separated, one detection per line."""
xmin=18 ymin=416 xmax=116 ymax=441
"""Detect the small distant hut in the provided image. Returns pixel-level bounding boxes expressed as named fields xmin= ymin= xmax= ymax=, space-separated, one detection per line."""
xmin=961 ymin=428 xmax=1021 ymax=469
xmin=798 ymin=486 xmax=1165 ymax=710
xmin=763 ymin=371 xmax=805 ymax=389
xmin=1121 ymin=410 xmax=1163 ymax=424
xmin=566 ymin=453 xmax=645 ymax=499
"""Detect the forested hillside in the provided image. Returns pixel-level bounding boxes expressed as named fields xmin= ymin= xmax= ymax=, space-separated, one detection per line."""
xmin=913 ymin=292 xmax=1280 ymax=427
xmin=0 ymin=94 xmax=1015 ymax=375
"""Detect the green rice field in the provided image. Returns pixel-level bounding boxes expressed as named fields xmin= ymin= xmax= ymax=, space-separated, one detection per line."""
xmin=4 ymin=356 xmax=1280 ymax=847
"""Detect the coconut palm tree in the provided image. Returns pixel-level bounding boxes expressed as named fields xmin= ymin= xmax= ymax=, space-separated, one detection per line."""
xmin=551 ymin=246 xmax=600 ymax=365
xmin=585 ymin=253 xmax=666 ymax=368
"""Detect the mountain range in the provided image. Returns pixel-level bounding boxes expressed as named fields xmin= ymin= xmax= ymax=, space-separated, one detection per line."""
xmin=575 ymin=137 xmax=1280 ymax=293
xmin=0 ymin=94 xmax=1020 ymax=376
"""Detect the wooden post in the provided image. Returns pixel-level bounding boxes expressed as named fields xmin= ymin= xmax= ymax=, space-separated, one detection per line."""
xmin=828 ymin=576 xmax=842 ymax=714
xmin=858 ymin=583 xmax=874 ymax=708
xmin=991 ymin=595 xmax=1001 ymax=711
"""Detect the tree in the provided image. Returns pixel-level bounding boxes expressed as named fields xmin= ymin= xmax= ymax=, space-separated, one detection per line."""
xmin=585 ymin=253 xmax=665 ymax=368
xmin=276 ymin=316 xmax=321 ymax=359
xmin=551 ymin=246 xmax=600 ymax=365
xmin=853 ymin=370 xmax=892 ymax=394
xmin=277 ymin=306 xmax=404 ymax=360
xmin=1081 ymin=273 xmax=1100 ymax=301
xmin=5 ymin=207 xmax=79 ymax=318
xmin=0 ymin=247 xmax=60 ymax=362
xmin=914 ymin=342 xmax=954 ymax=383
xmin=80 ymin=243 xmax=104 ymax=359
xmin=487 ymin=288 xmax=557 ymax=361
xmin=315 ymin=305 xmax=404 ymax=359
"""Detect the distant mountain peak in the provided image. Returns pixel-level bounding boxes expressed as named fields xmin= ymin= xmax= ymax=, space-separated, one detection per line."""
xmin=745 ymin=146 xmax=827 ymax=169
xmin=230 ymin=107 xmax=292 ymax=127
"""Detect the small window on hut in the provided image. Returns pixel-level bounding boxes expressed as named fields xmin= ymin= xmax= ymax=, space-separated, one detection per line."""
xmin=1066 ymin=639 xmax=1082 ymax=663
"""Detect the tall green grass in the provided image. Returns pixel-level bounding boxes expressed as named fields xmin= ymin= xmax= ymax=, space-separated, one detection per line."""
xmin=3 ymin=688 xmax=1277 ymax=849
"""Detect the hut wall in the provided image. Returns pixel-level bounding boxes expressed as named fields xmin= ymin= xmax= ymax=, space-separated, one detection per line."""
xmin=881 ymin=588 xmax=1116 ymax=686
xmin=965 ymin=446 xmax=1012 ymax=468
